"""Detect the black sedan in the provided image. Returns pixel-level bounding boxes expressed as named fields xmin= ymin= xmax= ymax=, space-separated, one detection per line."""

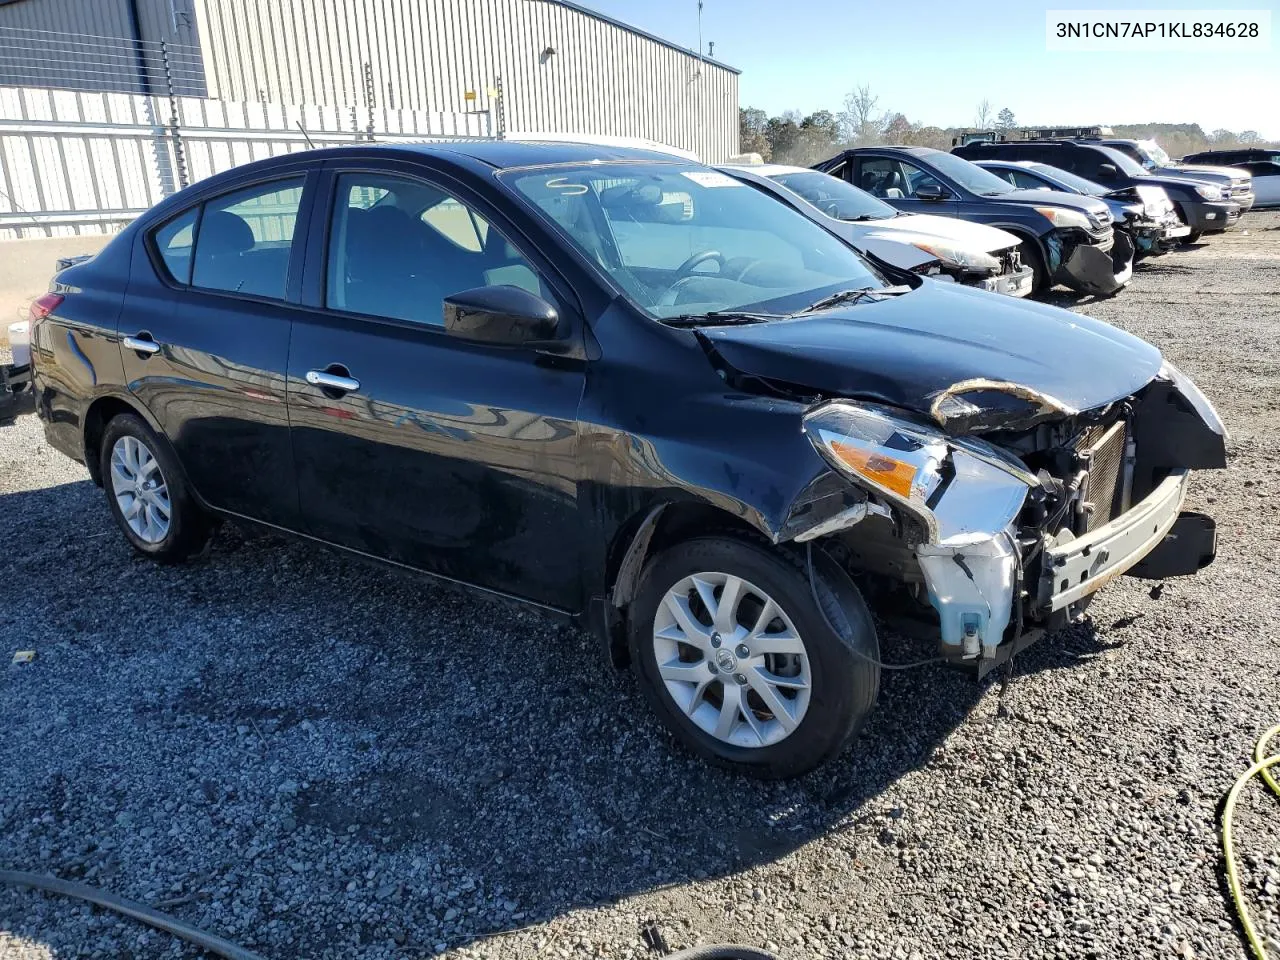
xmin=813 ymin=146 xmax=1134 ymax=296
xmin=16 ymin=142 xmax=1225 ymax=778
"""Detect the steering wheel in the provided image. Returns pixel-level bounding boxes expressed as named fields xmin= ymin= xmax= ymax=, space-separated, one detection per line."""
xmin=674 ymin=250 xmax=725 ymax=278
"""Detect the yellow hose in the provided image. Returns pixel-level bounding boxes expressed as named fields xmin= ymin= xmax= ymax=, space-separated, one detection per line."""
xmin=1223 ymin=725 xmax=1280 ymax=960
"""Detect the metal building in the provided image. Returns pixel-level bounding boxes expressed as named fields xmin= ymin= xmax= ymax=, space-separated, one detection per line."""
xmin=0 ymin=0 xmax=740 ymax=161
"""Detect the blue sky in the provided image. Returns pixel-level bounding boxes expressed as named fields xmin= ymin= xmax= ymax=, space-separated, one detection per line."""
xmin=584 ymin=0 xmax=1280 ymax=138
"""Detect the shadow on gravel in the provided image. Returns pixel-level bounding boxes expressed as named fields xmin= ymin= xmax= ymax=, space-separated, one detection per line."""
xmin=0 ymin=480 xmax=1111 ymax=958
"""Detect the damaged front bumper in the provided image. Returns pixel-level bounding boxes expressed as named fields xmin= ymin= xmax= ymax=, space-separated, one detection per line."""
xmin=976 ymin=262 xmax=1035 ymax=298
xmin=1128 ymin=216 xmax=1191 ymax=255
xmin=1053 ymin=230 xmax=1135 ymax=296
xmin=798 ymin=362 xmax=1224 ymax=669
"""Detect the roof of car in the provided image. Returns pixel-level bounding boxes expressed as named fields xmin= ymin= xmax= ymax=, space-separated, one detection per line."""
xmin=411 ymin=138 xmax=692 ymax=168
xmin=974 ymin=159 xmax=1039 ymax=167
xmin=719 ymin=163 xmax=812 ymax=176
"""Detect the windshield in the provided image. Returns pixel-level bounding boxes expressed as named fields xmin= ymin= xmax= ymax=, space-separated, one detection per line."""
xmin=506 ymin=163 xmax=887 ymax=319
xmin=768 ymin=171 xmax=897 ymax=221
xmin=1095 ymin=145 xmax=1148 ymax=177
xmin=1138 ymin=139 xmax=1172 ymax=167
xmin=918 ymin=151 xmax=1016 ymax=196
xmin=1027 ymin=163 xmax=1108 ymax=196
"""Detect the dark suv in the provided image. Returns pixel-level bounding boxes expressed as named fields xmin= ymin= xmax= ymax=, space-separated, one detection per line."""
xmin=814 ymin=146 xmax=1132 ymax=295
xmin=1100 ymin=138 xmax=1254 ymax=212
xmin=11 ymin=142 xmax=1225 ymax=779
xmin=953 ymin=139 xmax=1242 ymax=242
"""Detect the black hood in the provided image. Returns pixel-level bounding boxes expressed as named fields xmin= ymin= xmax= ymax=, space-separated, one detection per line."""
xmin=701 ymin=279 xmax=1162 ymax=421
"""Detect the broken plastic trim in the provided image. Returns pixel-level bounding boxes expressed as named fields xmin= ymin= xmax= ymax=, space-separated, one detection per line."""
xmin=929 ymin=378 xmax=1078 ymax=435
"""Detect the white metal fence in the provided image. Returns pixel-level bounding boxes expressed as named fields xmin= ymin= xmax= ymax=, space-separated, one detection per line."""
xmin=0 ymin=25 xmax=496 ymax=240
xmin=0 ymin=85 xmax=494 ymax=239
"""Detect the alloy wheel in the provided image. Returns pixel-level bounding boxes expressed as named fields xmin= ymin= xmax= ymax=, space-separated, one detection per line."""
xmin=652 ymin=571 xmax=811 ymax=748
xmin=109 ymin=435 xmax=171 ymax=544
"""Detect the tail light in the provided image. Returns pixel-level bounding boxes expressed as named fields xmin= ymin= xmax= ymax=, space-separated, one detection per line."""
xmin=29 ymin=293 xmax=64 ymax=321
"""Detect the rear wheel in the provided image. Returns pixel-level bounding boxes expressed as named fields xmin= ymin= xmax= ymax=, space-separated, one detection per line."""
xmin=100 ymin=414 xmax=213 ymax=563
xmin=628 ymin=536 xmax=879 ymax=779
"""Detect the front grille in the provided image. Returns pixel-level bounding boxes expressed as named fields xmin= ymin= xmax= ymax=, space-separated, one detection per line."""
xmin=1075 ymin=420 xmax=1127 ymax=532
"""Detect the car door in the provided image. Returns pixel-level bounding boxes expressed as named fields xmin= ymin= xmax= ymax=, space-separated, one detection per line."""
xmin=286 ymin=163 xmax=587 ymax=610
xmin=120 ymin=171 xmax=316 ymax=527
xmin=851 ymin=155 xmax=960 ymax=217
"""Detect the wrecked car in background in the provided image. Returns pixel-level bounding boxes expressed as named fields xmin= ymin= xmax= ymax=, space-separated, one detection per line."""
xmin=954 ymin=139 xmax=1241 ymax=243
xmin=971 ymin=159 xmax=1187 ymax=256
xmin=812 ymin=146 xmax=1133 ymax=297
xmin=25 ymin=142 xmax=1225 ymax=779
xmin=717 ymin=163 xmax=1034 ymax=297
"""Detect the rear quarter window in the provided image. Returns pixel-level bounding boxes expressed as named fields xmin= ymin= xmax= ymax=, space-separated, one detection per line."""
xmin=152 ymin=207 xmax=199 ymax=284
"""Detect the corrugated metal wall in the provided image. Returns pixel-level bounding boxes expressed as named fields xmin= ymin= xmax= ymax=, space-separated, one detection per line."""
xmin=0 ymin=0 xmax=205 ymax=94
xmin=194 ymin=0 xmax=740 ymax=161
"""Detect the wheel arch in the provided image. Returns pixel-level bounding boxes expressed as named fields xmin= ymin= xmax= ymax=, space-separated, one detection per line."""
xmin=593 ymin=499 xmax=772 ymax=669
xmin=81 ymin=393 xmax=188 ymax=495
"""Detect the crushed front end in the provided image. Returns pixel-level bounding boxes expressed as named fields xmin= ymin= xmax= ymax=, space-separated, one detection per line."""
xmin=1108 ymin=187 xmax=1190 ymax=255
xmin=799 ymin=363 xmax=1225 ymax=673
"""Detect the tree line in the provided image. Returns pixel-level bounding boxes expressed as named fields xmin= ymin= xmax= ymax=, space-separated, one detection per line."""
xmin=738 ymin=86 xmax=1278 ymax=165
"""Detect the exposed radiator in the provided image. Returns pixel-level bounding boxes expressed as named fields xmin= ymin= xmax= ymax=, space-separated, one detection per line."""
xmin=1076 ymin=420 xmax=1127 ymax=533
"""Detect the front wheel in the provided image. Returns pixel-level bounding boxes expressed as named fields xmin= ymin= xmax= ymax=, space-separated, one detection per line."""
xmin=1182 ymin=229 xmax=1203 ymax=244
xmin=628 ymin=536 xmax=879 ymax=779
xmin=1017 ymin=238 xmax=1049 ymax=295
xmin=100 ymin=413 xmax=214 ymax=563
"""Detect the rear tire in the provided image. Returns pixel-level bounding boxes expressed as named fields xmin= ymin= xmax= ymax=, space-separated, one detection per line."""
xmin=100 ymin=413 xmax=214 ymax=563
xmin=628 ymin=536 xmax=879 ymax=779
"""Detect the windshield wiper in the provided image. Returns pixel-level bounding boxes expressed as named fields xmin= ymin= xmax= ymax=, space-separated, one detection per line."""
xmin=797 ymin=285 xmax=911 ymax=314
xmin=661 ymin=310 xmax=784 ymax=328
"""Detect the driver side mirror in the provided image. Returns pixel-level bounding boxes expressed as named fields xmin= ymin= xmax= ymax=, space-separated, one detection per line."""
xmin=1097 ymin=163 xmax=1118 ymax=180
xmin=443 ymin=285 xmax=561 ymax=347
xmin=914 ymin=182 xmax=951 ymax=201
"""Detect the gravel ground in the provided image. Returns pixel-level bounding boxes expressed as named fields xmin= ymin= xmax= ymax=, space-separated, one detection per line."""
xmin=2 ymin=215 xmax=1279 ymax=960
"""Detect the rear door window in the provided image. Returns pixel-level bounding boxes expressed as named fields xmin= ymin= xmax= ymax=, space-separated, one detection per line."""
xmin=190 ymin=178 xmax=305 ymax=300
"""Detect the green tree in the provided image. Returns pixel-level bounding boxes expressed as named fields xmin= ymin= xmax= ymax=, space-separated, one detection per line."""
xmin=996 ymin=107 xmax=1016 ymax=131
xmin=739 ymin=107 xmax=772 ymax=159
xmin=765 ymin=112 xmax=803 ymax=159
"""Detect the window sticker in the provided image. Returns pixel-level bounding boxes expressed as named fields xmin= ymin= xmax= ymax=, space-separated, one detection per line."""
xmin=680 ymin=170 xmax=743 ymax=188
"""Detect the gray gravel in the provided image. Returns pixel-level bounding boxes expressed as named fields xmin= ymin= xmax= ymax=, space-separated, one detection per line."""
xmin=2 ymin=215 xmax=1279 ymax=960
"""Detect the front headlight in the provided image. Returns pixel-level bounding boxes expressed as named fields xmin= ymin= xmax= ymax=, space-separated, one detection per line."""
xmin=1034 ymin=206 xmax=1093 ymax=230
xmin=1194 ymin=183 xmax=1223 ymax=200
xmin=908 ymin=241 xmax=1000 ymax=273
xmin=802 ymin=401 xmax=1037 ymax=545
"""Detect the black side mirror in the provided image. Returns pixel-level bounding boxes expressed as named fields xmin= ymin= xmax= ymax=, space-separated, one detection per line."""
xmin=443 ymin=285 xmax=561 ymax=347
xmin=914 ymin=182 xmax=950 ymax=201
xmin=1097 ymin=163 xmax=1118 ymax=180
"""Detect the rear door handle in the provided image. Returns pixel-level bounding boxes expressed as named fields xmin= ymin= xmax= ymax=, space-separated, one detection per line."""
xmin=305 ymin=368 xmax=361 ymax=394
xmin=122 ymin=334 xmax=160 ymax=355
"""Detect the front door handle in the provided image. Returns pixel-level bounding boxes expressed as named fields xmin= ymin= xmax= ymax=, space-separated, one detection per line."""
xmin=122 ymin=334 xmax=160 ymax=356
xmin=305 ymin=368 xmax=361 ymax=394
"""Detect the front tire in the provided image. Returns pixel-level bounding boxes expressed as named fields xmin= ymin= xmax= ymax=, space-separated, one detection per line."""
xmin=1017 ymin=238 xmax=1049 ymax=295
xmin=1183 ymin=229 xmax=1203 ymax=243
xmin=100 ymin=413 xmax=213 ymax=563
xmin=628 ymin=536 xmax=879 ymax=779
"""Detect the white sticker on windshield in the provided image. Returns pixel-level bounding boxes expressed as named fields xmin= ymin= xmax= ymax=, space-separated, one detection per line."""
xmin=681 ymin=170 xmax=743 ymax=188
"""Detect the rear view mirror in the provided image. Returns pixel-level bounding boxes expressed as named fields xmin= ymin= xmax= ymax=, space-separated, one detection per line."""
xmin=1097 ymin=163 xmax=1118 ymax=180
xmin=914 ymin=182 xmax=950 ymax=201
xmin=443 ymin=285 xmax=561 ymax=347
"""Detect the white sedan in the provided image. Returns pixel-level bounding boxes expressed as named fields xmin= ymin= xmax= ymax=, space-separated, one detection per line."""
xmin=720 ymin=163 xmax=1035 ymax=298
